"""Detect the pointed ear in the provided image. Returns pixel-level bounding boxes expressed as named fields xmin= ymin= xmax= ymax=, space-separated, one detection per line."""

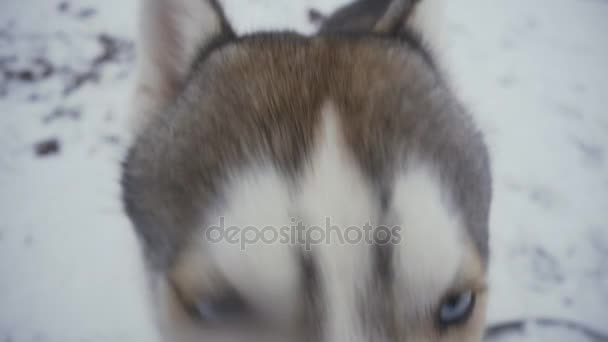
xmin=130 ymin=0 xmax=235 ymax=132
xmin=320 ymin=0 xmax=438 ymax=38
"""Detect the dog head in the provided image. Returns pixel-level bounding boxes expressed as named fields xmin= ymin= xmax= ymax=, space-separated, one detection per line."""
xmin=122 ymin=1 xmax=492 ymax=341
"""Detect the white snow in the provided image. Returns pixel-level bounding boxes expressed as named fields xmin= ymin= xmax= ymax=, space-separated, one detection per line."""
xmin=0 ymin=0 xmax=607 ymax=341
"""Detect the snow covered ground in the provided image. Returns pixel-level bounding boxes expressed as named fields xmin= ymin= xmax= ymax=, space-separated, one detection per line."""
xmin=0 ymin=0 xmax=607 ymax=341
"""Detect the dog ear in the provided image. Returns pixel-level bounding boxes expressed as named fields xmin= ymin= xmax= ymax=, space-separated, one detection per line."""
xmin=130 ymin=0 xmax=235 ymax=132
xmin=320 ymin=0 xmax=395 ymax=33
xmin=320 ymin=0 xmax=439 ymax=38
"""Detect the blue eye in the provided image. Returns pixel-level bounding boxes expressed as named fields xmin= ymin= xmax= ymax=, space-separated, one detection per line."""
xmin=193 ymin=290 xmax=249 ymax=323
xmin=438 ymin=291 xmax=475 ymax=326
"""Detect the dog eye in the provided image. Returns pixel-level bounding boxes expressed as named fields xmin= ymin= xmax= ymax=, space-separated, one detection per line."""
xmin=193 ymin=290 xmax=249 ymax=323
xmin=438 ymin=290 xmax=475 ymax=326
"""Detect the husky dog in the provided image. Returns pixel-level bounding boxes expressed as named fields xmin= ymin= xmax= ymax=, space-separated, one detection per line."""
xmin=122 ymin=0 xmax=492 ymax=341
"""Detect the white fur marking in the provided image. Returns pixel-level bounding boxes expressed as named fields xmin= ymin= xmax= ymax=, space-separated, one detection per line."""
xmin=392 ymin=161 xmax=464 ymax=319
xmin=296 ymin=102 xmax=375 ymax=341
xmin=206 ymin=166 xmax=299 ymax=323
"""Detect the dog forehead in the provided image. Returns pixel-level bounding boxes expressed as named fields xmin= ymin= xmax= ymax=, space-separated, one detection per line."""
xmin=203 ymin=101 xmax=375 ymax=302
xmin=200 ymin=101 xmax=476 ymax=312
xmin=198 ymin=103 xmax=378 ymax=337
